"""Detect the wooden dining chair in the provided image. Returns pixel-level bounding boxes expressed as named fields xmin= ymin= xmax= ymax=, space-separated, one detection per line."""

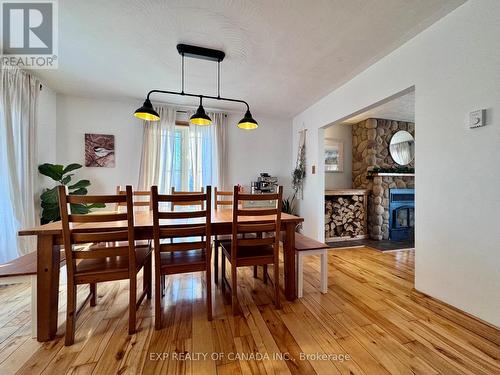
xmin=58 ymin=185 xmax=152 ymax=346
xmin=151 ymin=185 xmax=212 ymax=328
xmin=116 ymin=186 xmax=151 ymax=211
xmin=115 ymin=186 xmax=152 ymax=248
xmin=214 ymin=187 xmax=233 ymax=209
xmin=213 ymin=187 xmax=233 ymax=286
xmin=213 ymin=187 xmax=262 ymax=286
xmin=220 ymin=185 xmax=283 ymax=315
xmin=159 ymin=187 xmax=205 ymax=294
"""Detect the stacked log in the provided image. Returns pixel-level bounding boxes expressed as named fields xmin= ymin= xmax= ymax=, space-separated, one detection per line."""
xmin=325 ymin=195 xmax=365 ymax=239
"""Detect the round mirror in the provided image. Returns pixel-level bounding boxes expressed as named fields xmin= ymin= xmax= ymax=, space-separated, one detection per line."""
xmin=389 ymin=130 xmax=415 ymax=165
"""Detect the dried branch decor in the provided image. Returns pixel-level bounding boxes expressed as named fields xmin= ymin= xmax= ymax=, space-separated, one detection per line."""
xmin=292 ymin=129 xmax=306 ymax=198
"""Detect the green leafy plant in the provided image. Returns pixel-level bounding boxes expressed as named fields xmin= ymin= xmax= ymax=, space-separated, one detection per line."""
xmin=38 ymin=163 xmax=105 ymax=223
xmin=282 ymin=194 xmax=296 ymax=215
xmin=292 ymin=167 xmax=305 ymax=192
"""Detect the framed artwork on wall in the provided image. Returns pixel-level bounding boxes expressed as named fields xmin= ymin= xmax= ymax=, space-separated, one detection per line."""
xmin=325 ymin=138 xmax=344 ymax=172
xmin=85 ymin=134 xmax=115 ymax=167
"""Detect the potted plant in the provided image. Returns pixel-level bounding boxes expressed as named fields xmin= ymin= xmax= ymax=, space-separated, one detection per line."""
xmin=38 ymin=163 xmax=104 ymax=223
xmin=282 ymin=194 xmax=296 ymax=215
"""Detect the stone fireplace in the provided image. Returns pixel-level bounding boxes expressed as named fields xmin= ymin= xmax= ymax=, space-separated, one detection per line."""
xmin=352 ymin=118 xmax=415 ymax=240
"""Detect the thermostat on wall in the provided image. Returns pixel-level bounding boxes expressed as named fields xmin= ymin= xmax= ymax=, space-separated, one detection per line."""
xmin=469 ymin=109 xmax=486 ymax=128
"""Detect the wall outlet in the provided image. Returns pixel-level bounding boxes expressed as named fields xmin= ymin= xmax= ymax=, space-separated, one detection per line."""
xmin=469 ymin=109 xmax=486 ymax=128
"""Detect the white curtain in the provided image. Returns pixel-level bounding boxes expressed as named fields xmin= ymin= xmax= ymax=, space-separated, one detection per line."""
xmin=0 ymin=67 xmax=40 ymax=262
xmin=138 ymin=105 xmax=176 ymax=193
xmin=188 ymin=111 xmax=227 ymax=191
xmin=211 ymin=112 xmax=228 ymax=190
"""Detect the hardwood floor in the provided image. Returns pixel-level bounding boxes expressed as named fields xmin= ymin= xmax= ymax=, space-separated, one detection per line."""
xmin=0 ymin=247 xmax=498 ymax=374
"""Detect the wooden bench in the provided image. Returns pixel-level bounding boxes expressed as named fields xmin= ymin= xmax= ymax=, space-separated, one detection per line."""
xmin=0 ymin=251 xmax=65 ymax=338
xmin=294 ymin=233 xmax=330 ymax=298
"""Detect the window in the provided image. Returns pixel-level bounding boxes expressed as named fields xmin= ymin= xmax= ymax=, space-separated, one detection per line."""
xmin=157 ymin=123 xmax=214 ymax=193
xmin=171 ymin=125 xmax=191 ymax=191
xmin=138 ymin=108 xmax=225 ymax=197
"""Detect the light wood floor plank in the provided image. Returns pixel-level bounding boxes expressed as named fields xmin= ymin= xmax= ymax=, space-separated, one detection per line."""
xmin=0 ymin=247 xmax=497 ymax=374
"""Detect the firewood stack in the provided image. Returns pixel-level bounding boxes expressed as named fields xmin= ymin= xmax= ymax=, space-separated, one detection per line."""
xmin=325 ymin=195 xmax=365 ymax=239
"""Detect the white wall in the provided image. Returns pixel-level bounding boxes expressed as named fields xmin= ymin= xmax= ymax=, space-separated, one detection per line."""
xmin=226 ymin=113 xmax=292 ymax=197
xmin=292 ymin=0 xmax=500 ymax=326
xmin=324 ymin=124 xmax=352 ymax=189
xmin=56 ymin=95 xmax=143 ymax=194
xmin=55 ymin=95 xmax=292 ymax=196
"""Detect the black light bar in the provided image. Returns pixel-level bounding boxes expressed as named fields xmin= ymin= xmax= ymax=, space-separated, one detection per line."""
xmin=176 ymin=43 xmax=225 ymax=62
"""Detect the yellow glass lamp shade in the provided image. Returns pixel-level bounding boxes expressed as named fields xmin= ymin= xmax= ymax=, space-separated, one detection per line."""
xmin=134 ymin=99 xmax=160 ymax=121
xmin=237 ymin=110 xmax=258 ymax=130
xmin=134 ymin=111 xmax=160 ymax=121
xmin=190 ymin=104 xmax=212 ymax=126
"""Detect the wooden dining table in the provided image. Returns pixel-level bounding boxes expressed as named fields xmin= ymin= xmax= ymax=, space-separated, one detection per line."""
xmin=18 ymin=209 xmax=303 ymax=342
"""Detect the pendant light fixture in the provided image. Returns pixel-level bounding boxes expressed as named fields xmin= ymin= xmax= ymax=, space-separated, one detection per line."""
xmin=134 ymin=44 xmax=258 ymax=129
xmin=237 ymin=109 xmax=258 ymax=130
xmin=134 ymin=98 xmax=160 ymax=121
xmin=190 ymin=97 xmax=212 ymax=125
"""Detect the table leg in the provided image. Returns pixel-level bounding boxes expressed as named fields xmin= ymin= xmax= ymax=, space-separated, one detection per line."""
xmin=36 ymin=235 xmax=60 ymax=342
xmin=283 ymin=223 xmax=297 ymax=300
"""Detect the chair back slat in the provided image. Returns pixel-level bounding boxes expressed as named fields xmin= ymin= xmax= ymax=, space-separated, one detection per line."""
xmin=236 ymin=208 xmax=278 ymax=217
xmin=73 ymin=246 xmax=129 ymax=259
xmin=159 ymin=226 xmax=207 ymax=238
xmin=68 ymin=213 xmax=128 ymax=223
xmin=237 ymin=223 xmax=276 ymax=233
xmin=131 ymin=201 xmax=150 ymax=207
xmin=158 ymin=210 xmax=206 ymax=220
xmin=238 ymin=237 xmax=275 ymax=247
xmin=58 ymin=185 xmax=137 ymax=280
xmin=71 ymin=230 xmax=129 ymax=244
xmin=231 ymin=186 xmax=283 ymax=259
xmin=160 ymin=241 xmax=207 ymax=253
xmin=67 ymin=195 xmax=126 ymax=204
xmin=131 ymin=191 xmax=150 ymax=196
xmin=237 ymin=193 xmax=279 ymax=201
xmin=162 ymin=194 xmax=207 ymax=203
xmin=151 ymin=186 xmax=211 ymax=266
xmin=216 ymin=191 xmax=233 ymax=196
xmin=169 ymin=201 xmax=202 ymax=207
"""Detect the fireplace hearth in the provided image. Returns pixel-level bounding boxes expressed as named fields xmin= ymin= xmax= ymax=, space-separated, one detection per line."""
xmin=389 ymin=189 xmax=414 ymax=241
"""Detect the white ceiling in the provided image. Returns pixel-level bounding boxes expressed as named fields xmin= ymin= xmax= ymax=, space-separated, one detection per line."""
xmin=343 ymin=90 xmax=415 ymax=124
xmin=35 ymin=0 xmax=465 ymax=118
